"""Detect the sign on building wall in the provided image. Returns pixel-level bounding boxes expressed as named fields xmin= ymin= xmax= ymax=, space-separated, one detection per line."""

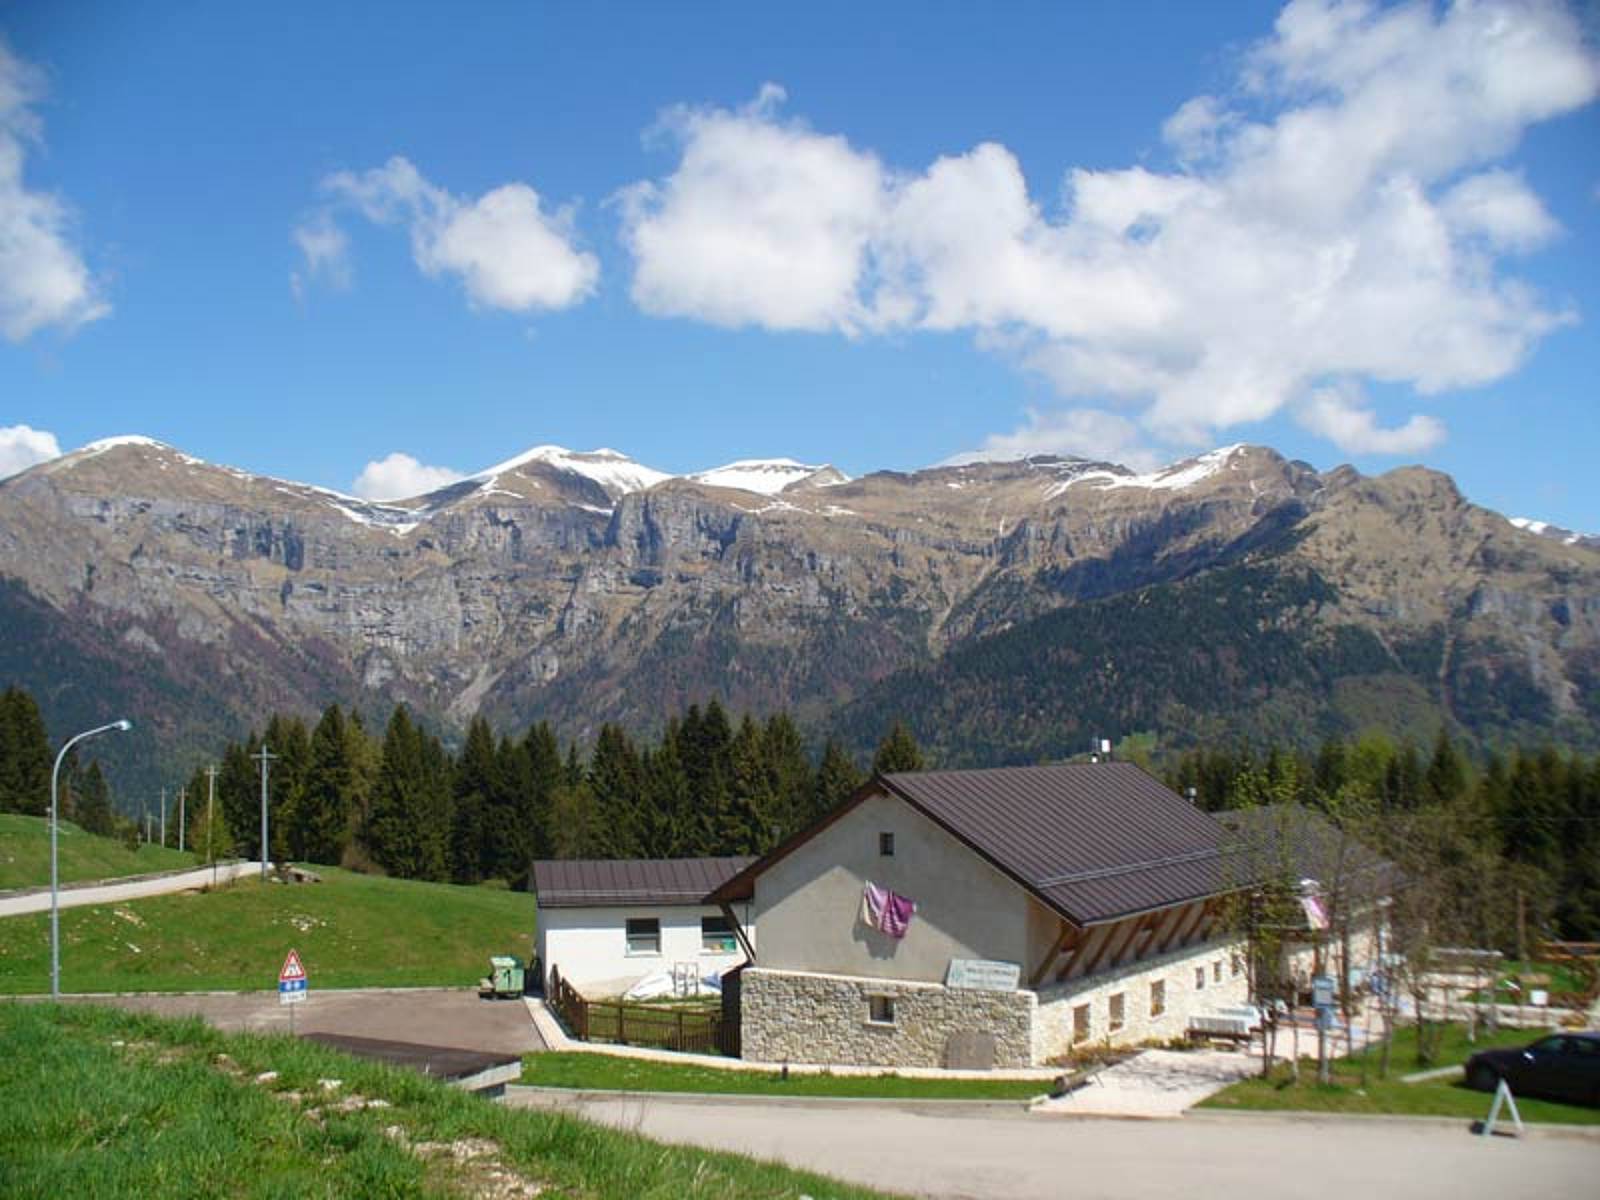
xmin=946 ymin=958 xmax=1022 ymax=992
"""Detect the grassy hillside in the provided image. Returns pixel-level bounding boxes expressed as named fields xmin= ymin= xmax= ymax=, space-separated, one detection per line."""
xmin=1 ymin=1002 xmax=886 ymax=1200
xmin=0 ymin=867 xmax=535 ymax=995
xmin=0 ymin=813 xmax=196 ymax=891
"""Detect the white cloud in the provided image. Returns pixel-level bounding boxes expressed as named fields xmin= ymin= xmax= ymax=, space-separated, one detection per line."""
xmin=946 ymin=407 xmax=1163 ymax=472
xmin=1296 ymin=384 xmax=1445 ymax=454
xmin=289 ymin=211 xmax=350 ymax=300
xmin=351 ymin=452 xmax=464 ymax=500
xmin=616 ymin=84 xmax=886 ymax=331
xmin=303 ymin=156 xmax=598 ymax=312
xmin=0 ymin=423 xmax=61 ymax=477
xmin=619 ymin=1 xmax=1598 ymax=461
xmin=0 ymin=40 xmax=108 ymax=342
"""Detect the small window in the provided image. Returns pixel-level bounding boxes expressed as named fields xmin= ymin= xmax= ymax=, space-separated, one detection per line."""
xmin=1213 ymin=961 xmax=1222 ymax=983
xmin=868 ymin=995 xmax=896 ymax=1024
xmin=1232 ymin=955 xmax=1243 ymax=978
xmin=1195 ymin=967 xmax=1205 ymax=990
xmin=1109 ymin=992 xmax=1125 ymax=1032
xmin=1073 ymin=1003 xmax=1091 ymax=1044
xmin=625 ymin=917 xmax=660 ymax=956
xmin=1150 ymin=979 xmax=1166 ymax=1017
xmin=879 ymin=831 xmax=895 ymax=857
xmin=701 ymin=915 xmax=737 ymax=954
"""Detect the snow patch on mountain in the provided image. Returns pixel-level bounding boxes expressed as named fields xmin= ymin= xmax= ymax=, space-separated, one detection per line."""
xmin=1510 ymin=516 xmax=1595 ymax=547
xmin=473 ymin=445 xmax=672 ymax=499
xmin=689 ymin=458 xmax=843 ymax=495
xmin=1078 ymin=445 xmax=1250 ymax=493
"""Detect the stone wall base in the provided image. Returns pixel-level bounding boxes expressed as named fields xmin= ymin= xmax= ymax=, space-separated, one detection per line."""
xmin=741 ymin=966 xmax=1035 ymax=1068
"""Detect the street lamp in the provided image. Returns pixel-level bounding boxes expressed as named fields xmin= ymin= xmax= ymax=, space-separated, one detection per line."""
xmin=51 ymin=718 xmax=132 ymax=999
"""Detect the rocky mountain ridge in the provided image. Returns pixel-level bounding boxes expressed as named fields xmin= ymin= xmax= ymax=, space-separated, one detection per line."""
xmin=1 ymin=436 xmax=1596 ymax=782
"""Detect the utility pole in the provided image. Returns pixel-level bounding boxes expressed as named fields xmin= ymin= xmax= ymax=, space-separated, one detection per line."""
xmin=205 ymin=764 xmax=219 ymax=887
xmin=177 ymin=786 xmax=186 ymax=852
xmin=252 ymin=744 xmax=278 ymax=880
xmin=159 ymin=787 xmax=167 ymax=847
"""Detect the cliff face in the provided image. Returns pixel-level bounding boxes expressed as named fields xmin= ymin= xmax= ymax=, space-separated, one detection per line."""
xmin=2 ymin=439 xmax=1596 ymax=777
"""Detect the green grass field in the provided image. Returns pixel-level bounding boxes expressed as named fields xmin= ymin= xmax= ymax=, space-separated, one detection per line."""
xmin=0 ymin=813 xmax=196 ymax=890
xmin=1200 ymin=1021 xmax=1600 ymax=1125
xmin=0 ymin=1002 xmax=889 ymax=1200
xmin=521 ymin=1051 xmax=1050 ymax=1101
xmin=0 ymin=867 xmax=535 ymax=995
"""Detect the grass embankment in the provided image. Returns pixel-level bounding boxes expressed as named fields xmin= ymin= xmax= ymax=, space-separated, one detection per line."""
xmin=522 ymin=1051 xmax=1048 ymax=1101
xmin=0 ymin=1002 xmax=887 ymax=1200
xmin=0 ymin=813 xmax=196 ymax=890
xmin=0 ymin=867 xmax=534 ymax=995
xmin=1200 ymin=1021 xmax=1600 ymax=1125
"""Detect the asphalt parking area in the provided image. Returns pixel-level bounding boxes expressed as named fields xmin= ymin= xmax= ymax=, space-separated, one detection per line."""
xmin=60 ymin=987 xmax=545 ymax=1055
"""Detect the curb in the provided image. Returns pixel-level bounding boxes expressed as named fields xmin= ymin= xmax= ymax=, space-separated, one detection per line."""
xmin=505 ymin=1084 xmax=1041 ymax=1116
xmin=1185 ymin=1107 xmax=1600 ymax=1139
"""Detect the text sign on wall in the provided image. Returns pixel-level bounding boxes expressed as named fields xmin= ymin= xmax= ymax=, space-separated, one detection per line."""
xmin=946 ymin=958 xmax=1022 ymax=992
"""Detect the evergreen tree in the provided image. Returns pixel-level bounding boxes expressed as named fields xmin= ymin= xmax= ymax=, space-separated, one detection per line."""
xmin=263 ymin=714 xmax=311 ymax=862
xmin=1423 ymin=730 xmax=1468 ymax=807
xmin=725 ymin=714 xmax=775 ymax=854
xmin=369 ymin=706 xmax=452 ymax=881
xmin=813 ymin=739 xmax=864 ymax=820
xmin=0 ymin=686 xmax=52 ymax=815
xmin=641 ymin=723 xmax=696 ymax=856
xmin=74 ymin=760 xmax=114 ymax=836
xmin=548 ymin=779 xmax=601 ymax=859
xmin=451 ymin=715 xmax=500 ymax=883
xmin=295 ymin=705 xmax=354 ymax=865
xmin=871 ymin=721 xmax=925 ymax=775
xmin=588 ymin=723 xmax=645 ymax=859
xmin=763 ymin=712 xmax=814 ymax=845
xmin=522 ymin=721 xmax=563 ymax=866
xmin=218 ymin=734 xmax=262 ymax=857
xmin=680 ymin=702 xmax=735 ymax=853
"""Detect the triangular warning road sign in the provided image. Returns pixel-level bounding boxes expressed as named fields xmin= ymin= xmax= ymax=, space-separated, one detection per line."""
xmin=279 ymin=948 xmax=306 ymax=983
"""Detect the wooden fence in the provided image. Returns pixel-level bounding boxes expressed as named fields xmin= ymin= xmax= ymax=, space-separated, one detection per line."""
xmin=547 ymin=965 xmax=739 ymax=1057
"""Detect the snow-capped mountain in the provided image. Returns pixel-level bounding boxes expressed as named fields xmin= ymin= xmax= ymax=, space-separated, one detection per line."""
xmin=688 ymin=458 xmax=847 ymax=495
xmin=1510 ymin=516 xmax=1600 ymax=550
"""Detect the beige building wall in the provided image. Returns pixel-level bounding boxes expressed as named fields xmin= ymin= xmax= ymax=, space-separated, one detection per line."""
xmin=754 ymin=790 xmax=1055 ymax=983
xmin=1034 ymin=936 xmax=1249 ymax=1060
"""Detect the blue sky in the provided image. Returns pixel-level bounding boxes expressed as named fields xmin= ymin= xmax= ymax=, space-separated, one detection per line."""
xmin=2 ymin=1 xmax=1597 ymax=530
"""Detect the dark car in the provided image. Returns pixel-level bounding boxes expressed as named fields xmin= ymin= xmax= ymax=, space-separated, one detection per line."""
xmin=1464 ymin=1031 xmax=1600 ymax=1106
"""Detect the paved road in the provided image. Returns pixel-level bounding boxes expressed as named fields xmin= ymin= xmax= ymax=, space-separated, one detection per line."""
xmin=0 ymin=861 xmax=264 ymax=917
xmin=58 ymin=987 xmax=545 ymax=1054
xmin=506 ymin=1090 xmax=1598 ymax=1200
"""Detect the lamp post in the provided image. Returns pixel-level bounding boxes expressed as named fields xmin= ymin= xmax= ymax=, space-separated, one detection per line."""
xmin=51 ymin=718 xmax=132 ymax=999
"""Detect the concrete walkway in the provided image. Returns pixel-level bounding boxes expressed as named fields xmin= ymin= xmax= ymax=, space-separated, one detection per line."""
xmin=0 ymin=861 xmax=264 ymax=917
xmin=1031 ymin=1047 xmax=1259 ymax=1118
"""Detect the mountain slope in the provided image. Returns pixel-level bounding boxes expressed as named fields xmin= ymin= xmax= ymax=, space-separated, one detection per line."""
xmin=1 ymin=438 xmax=1595 ymax=785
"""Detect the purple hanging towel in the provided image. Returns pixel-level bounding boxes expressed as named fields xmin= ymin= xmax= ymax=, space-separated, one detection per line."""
xmin=861 ymin=881 xmax=889 ymax=930
xmin=881 ymin=890 xmax=917 ymax=938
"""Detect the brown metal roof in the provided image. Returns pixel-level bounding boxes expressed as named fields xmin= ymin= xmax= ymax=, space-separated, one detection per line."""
xmin=710 ymin=762 xmax=1247 ymax=926
xmin=532 ymin=856 xmax=755 ymax=908
xmin=880 ymin=763 xmax=1244 ymax=926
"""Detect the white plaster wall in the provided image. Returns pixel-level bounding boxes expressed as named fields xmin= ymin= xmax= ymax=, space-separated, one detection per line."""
xmin=755 ymin=791 xmax=1039 ymax=983
xmin=1034 ymin=936 xmax=1250 ymax=1059
xmin=537 ymin=902 xmax=754 ymax=995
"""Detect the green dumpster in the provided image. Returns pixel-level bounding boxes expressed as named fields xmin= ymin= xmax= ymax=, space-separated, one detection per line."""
xmin=484 ymin=955 xmax=525 ymax=998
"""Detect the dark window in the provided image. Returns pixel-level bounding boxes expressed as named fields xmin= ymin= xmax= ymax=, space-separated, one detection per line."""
xmin=1109 ymin=992 xmax=1126 ymax=1031
xmin=1195 ymin=967 xmax=1205 ymax=990
xmin=879 ymin=831 xmax=895 ymax=857
xmin=625 ymin=918 xmax=660 ymax=956
xmin=868 ymin=995 xmax=896 ymax=1024
xmin=701 ymin=915 xmax=737 ymax=954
